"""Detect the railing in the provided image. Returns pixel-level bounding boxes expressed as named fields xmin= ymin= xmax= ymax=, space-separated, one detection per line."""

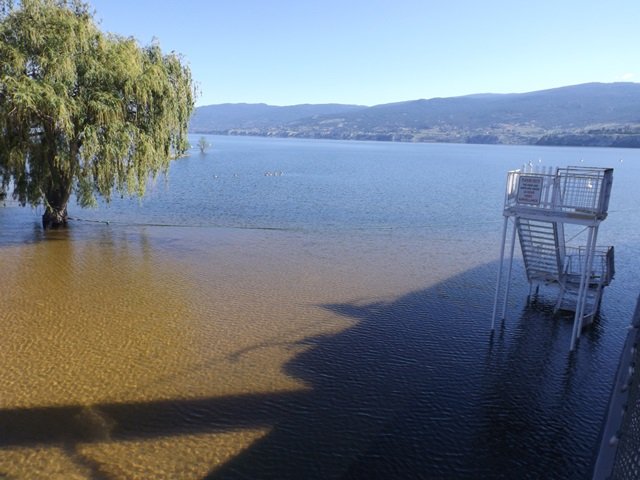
xmin=563 ymin=245 xmax=615 ymax=287
xmin=592 ymin=296 xmax=640 ymax=479
xmin=505 ymin=165 xmax=613 ymax=219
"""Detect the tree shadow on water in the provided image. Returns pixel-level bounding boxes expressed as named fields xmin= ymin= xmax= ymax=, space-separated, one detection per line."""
xmin=468 ymin=296 xmax=614 ymax=480
xmin=210 ymin=260 xmax=613 ymax=480
xmin=0 ymin=260 xmax=610 ymax=479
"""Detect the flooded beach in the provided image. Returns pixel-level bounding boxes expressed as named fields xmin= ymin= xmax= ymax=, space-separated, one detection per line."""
xmin=1 ymin=137 xmax=638 ymax=478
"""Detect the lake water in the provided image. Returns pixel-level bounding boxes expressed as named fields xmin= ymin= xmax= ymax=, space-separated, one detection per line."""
xmin=1 ymin=136 xmax=639 ymax=479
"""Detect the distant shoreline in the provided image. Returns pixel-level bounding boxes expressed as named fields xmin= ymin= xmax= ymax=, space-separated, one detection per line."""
xmin=189 ymin=83 xmax=640 ymax=149
xmin=189 ymin=130 xmax=640 ymax=149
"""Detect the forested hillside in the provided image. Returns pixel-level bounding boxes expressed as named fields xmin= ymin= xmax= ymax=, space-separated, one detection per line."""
xmin=190 ymin=83 xmax=640 ymax=147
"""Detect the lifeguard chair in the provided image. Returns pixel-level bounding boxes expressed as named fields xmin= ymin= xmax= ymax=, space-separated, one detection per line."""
xmin=491 ymin=164 xmax=614 ymax=350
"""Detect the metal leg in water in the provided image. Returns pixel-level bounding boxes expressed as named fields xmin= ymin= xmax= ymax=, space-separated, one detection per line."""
xmin=501 ymin=217 xmax=518 ymax=320
xmin=569 ymin=225 xmax=599 ymax=351
xmin=491 ymin=215 xmax=509 ymax=330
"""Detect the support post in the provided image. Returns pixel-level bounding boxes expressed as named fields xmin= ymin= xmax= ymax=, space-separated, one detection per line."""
xmin=501 ymin=217 xmax=518 ymax=320
xmin=491 ymin=215 xmax=510 ymax=330
xmin=570 ymin=225 xmax=599 ymax=351
xmin=577 ymin=226 xmax=600 ymax=335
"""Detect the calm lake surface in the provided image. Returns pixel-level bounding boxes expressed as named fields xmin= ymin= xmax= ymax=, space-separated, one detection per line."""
xmin=1 ymin=136 xmax=639 ymax=479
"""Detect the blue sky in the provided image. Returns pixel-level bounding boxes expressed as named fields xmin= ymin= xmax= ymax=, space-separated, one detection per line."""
xmin=89 ymin=0 xmax=638 ymax=107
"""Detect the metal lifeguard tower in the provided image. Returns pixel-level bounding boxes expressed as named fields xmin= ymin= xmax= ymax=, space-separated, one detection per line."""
xmin=491 ymin=165 xmax=615 ymax=350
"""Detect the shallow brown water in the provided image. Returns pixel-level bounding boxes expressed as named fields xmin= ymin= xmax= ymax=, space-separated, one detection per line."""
xmin=1 ymin=220 xmax=486 ymax=479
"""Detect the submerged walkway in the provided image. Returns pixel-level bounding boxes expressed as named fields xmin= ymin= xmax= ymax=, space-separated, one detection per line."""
xmin=593 ymin=296 xmax=640 ymax=479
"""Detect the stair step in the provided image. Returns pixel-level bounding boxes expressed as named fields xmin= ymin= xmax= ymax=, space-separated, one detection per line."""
xmin=523 ymin=255 xmax=558 ymax=262
xmin=520 ymin=221 xmax=555 ymax=228
xmin=525 ymin=250 xmax=557 ymax=256
xmin=521 ymin=232 xmax=555 ymax=238
xmin=520 ymin=234 xmax=556 ymax=241
xmin=528 ymin=263 xmax=559 ymax=270
xmin=528 ymin=263 xmax=558 ymax=268
xmin=521 ymin=225 xmax=555 ymax=232
xmin=517 ymin=218 xmax=563 ymax=285
xmin=520 ymin=231 xmax=556 ymax=237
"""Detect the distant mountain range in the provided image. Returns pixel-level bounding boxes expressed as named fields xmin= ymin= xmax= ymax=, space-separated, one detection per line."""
xmin=189 ymin=83 xmax=640 ymax=147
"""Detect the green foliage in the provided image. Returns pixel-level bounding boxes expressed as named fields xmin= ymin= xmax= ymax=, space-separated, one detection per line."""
xmin=197 ymin=136 xmax=207 ymax=153
xmin=0 ymin=0 xmax=194 ymax=221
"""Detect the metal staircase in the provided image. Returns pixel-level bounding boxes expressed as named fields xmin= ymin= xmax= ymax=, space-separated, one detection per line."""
xmin=515 ymin=217 xmax=614 ymax=321
xmin=517 ymin=218 xmax=562 ymax=284
xmin=492 ymin=165 xmax=615 ymax=351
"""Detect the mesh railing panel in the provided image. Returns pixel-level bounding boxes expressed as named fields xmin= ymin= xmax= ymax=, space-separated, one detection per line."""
xmin=557 ymin=168 xmax=605 ymax=213
xmin=610 ymin=336 xmax=640 ymax=479
xmin=593 ymin=297 xmax=640 ymax=479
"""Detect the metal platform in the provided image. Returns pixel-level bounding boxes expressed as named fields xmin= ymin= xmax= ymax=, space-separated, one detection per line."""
xmin=492 ymin=165 xmax=614 ymax=350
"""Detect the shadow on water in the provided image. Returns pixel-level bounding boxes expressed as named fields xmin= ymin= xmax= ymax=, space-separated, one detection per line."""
xmin=210 ymin=263 xmax=615 ymax=480
xmin=0 ymin=260 xmax=617 ymax=479
xmin=472 ymin=303 xmax=611 ymax=479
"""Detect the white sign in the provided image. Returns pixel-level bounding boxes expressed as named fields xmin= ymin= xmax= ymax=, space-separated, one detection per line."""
xmin=517 ymin=175 xmax=543 ymax=205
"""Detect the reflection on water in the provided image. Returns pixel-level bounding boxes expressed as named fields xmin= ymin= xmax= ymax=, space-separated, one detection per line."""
xmin=0 ymin=138 xmax=638 ymax=479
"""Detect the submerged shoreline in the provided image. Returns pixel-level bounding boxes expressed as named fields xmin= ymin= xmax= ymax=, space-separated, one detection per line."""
xmin=1 ymin=138 xmax=638 ymax=478
xmin=0 ymin=218 xmax=632 ymax=478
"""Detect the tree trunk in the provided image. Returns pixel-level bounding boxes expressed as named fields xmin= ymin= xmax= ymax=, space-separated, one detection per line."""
xmin=42 ymin=204 xmax=69 ymax=229
xmin=42 ymin=181 xmax=71 ymax=229
xmin=39 ymin=129 xmax=77 ymax=229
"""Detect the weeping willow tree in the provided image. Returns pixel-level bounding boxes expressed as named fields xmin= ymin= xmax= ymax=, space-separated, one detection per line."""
xmin=0 ymin=0 xmax=194 ymax=227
